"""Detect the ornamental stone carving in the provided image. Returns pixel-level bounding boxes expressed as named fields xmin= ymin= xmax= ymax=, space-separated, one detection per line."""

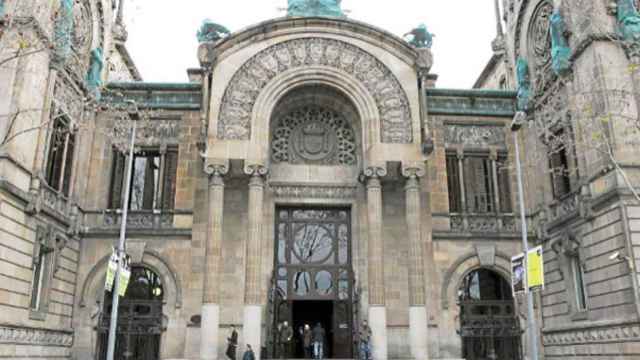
xmin=271 ymin=183 xmax=357 ymax=199
xmin=65 ymin=0 xmax=93 ymax=85
xmin=527 ymin=0 xmax=556 ymax=97
xmin=444 ymin=124 xmax=506 ymax=148
xmin=218 ymin=37 xmax=413 ymax=144
xmin=0 ymin=325 xmax=73 ymax=346
xmin=272 ymin=105 xmax=357 ymax=166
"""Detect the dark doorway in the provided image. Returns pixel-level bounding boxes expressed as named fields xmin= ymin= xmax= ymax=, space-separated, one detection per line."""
xmin=292 ymin=301 xmax=333 ymax=358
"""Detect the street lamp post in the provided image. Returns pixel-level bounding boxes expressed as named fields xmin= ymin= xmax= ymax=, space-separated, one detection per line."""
xmin=511 ymin=111 xmax=540 ymax=360
xmin=106 ymin=114 xmax=138 ymax=360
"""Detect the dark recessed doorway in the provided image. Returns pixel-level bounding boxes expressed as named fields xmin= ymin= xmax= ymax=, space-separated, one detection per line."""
xmin=292 ymin=301 xmax=333 ymax=359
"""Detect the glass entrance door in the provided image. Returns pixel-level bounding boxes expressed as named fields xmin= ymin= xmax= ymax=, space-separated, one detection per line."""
xmin=270 ymin=207 xmax=354 ymax=359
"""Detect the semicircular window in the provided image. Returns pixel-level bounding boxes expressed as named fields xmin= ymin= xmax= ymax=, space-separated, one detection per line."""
xmin=272 ymin=105 xmax=357 ymax=166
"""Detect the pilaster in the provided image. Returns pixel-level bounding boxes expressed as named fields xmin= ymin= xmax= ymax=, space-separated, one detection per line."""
xmin=243 ymin=164 xmax=268 ymax=359
xmin=403 ymin=166 xmax=429 ymax=360
xmin=200 ymin=160 xmax=228 ymax=360
xmin=361 ymin=166 xmax=388 ymax=360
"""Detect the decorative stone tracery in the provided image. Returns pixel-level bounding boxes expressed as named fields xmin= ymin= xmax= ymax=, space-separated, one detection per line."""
xmin=218 ymin=37 xmax=413 ymax=143
xmin=271 ymin=105 xmax=357 ymax=166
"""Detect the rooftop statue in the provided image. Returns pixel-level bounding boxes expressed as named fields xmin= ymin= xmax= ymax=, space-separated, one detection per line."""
xmin=615 ymin=0 xmax=640 ymax=59
xmin=404 ymin=24 xmax=435 ymax=49
xmin=197 ymin=19 xmax=231 ymax=43
xmin=86 ymin=48 xmax=104 ymax=101
xmin=516 ymin=58 xmax=531 ymax=113
xmin=550 ymin=9 xmax=571 ymax=76
xmin=287 ymin=0 xmax=345 ymax=18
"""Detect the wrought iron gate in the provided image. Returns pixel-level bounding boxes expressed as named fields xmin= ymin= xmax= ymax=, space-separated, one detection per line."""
xmin=97 ymin=267 xmax=164 ymax=360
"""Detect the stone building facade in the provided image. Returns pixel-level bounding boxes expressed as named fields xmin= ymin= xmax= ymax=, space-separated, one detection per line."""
xmin=1 ymin=0 xmax=640 ymax=359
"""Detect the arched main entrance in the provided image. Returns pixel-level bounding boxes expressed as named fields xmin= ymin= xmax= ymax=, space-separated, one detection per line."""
xmin=459 ymin=269 xmax=522 ymax=360
xmin=96 ymin=266 xmax=165 ymax=360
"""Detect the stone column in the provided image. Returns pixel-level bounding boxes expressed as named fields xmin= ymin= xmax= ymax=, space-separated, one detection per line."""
xmin=201 ymin=162 xmax=228 ymax=360
xmin=243 ymin=164 xmax=268 ymax=359
xmin=362 ymin=166 xmax=388 ymax=360
xmin=403 ymin=168 xmax=429 ymax=360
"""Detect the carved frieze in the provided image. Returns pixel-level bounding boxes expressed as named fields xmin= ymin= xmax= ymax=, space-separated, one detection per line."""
xmin=444 ymin=125 xmax=506 ymax=148
xmin=0 ymin=325 xmax=73 ymax=346
xmin=543 ymin=323 xmax=640 ymax=346
xmin=272 ymin=105 xmax=357 ymax=166
xmin=271 ymin=184 xmax=357 ymax=199
xmin=218 ymin=37 xmax=413 ymax=144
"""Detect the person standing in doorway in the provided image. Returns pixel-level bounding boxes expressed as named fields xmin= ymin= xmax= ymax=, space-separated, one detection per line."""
xmin=312 ymin=323 xmax=326 ymax=359
xmin=359 ymin=320 xmax=372 ymax=360
xmin=278 ymin=321 xmax=294 ymax=358
xmin=242 ymin=344 xmax=255 ymax=360
xmin=226 ymin=325 xmax=239 ymax=360
xmin=302 ymin=324 xmax=312 ymax=358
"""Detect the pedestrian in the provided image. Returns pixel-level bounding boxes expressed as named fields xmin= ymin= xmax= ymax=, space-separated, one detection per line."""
xmin=303 ymin=324 xmax=312 ymax=358
xmin=312 ymin=323 xmax=325 ymax=359
xmin=242 ymin=344 xmax=255 ymax=360
xmin=359 ymin=320 xmax=372 ymax=360
xmin=226 ymin=325 xmax=239 ymax=360
xmin=278 ymin=321 xmax=294 ymax=358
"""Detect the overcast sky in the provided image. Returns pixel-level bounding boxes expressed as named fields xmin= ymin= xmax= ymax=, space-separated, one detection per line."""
xmin=125 ymin=1 xmax=499 ymax=88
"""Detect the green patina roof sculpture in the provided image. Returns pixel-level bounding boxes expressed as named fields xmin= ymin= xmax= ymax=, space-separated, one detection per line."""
xmin=52 ymin=0 xmax=74 ymax=66
xmin=287 ymin=0 xmax=345 ymax=18
xmin=516 ymin=58 xmax=531 ymax=113
xmin=550 ymin=9 xmax=571 ymax=76
xmin=615 ymin=0 xmax=640 ymax=59
xmin=404 ymin=24 xmax=435 ymax=49
xmin=197 ymin=19 xmax=231 ymax=43
xmin=86 ymin=48 xmax=104 ymax=101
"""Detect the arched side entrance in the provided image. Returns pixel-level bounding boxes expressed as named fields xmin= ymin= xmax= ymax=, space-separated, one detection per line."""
xmin=458 ymin=269 xmax=522 ymax=360
xmin=96 ymin=266 xmax=165 ymax=360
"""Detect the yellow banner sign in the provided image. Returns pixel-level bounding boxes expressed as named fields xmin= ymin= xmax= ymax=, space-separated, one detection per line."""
xmin=527 ymin=246 xmax=544 ymax=291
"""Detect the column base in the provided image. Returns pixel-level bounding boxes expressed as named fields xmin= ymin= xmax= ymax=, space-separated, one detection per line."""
xmin=369 ymin=306 xmax=388 ymax=360
xmin=200 ymin=303 xmax=219 ymax=360
xmin=243 ymin=305 xmax=262 ymax=359
xmin=409 ymin=306 xmax=429 ymax=360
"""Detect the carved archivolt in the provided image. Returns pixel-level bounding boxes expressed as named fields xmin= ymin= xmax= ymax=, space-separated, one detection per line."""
xmin=218 ymin=37 xmax=413 ymax=144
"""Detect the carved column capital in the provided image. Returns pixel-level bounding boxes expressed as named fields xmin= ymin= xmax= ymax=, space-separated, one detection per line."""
xmin=360 ymin=166 xmax=387 ymax=186
xmin=204 ymin=160 xmax=229 ymax=186
xmin=244 ymin=164 xmax=268 ymax=187
xmin=403 ymin=167 xmax=425 ymax=191
xmin=456 ymin=148 xmax=465 ymax=160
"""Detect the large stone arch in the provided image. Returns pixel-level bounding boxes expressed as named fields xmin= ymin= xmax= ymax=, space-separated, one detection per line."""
xmin=79 ymin=249 xmax=183 ymax=310
xmin=216 ymin=37 xmax=413 ymax=146
xmin=440 ymin=249 xmax=513 ymax=310
xmin=250 ymin=67 xmax=379 ymax=165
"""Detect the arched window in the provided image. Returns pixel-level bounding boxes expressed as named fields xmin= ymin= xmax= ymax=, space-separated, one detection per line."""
xmin=97 ymin=266 xmax=165 ymax=360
